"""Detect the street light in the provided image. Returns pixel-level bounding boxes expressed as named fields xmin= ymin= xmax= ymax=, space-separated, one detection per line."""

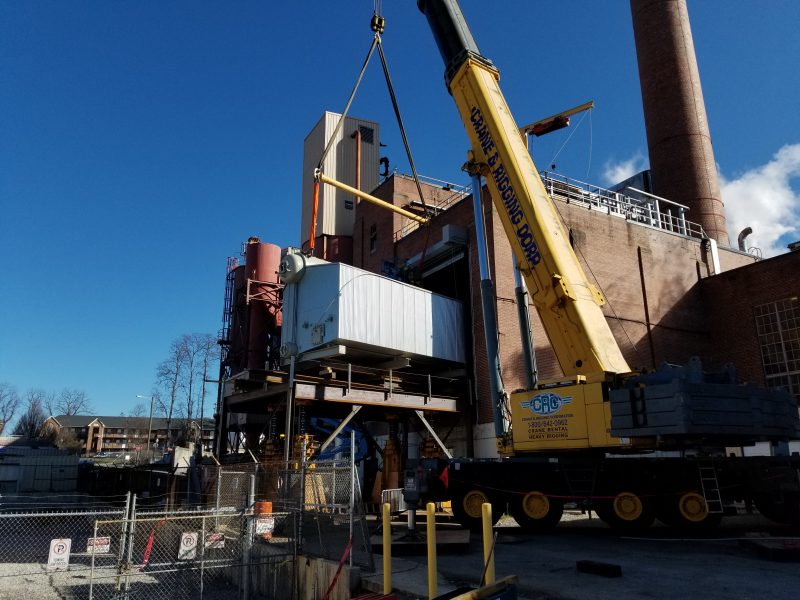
xmin=136 ymin=395 xmax=154 ymax=461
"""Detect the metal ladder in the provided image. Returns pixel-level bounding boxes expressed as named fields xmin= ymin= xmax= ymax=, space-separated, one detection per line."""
xmin=698 ymin=459 xmax=724 ymax=514
xmin=563 ymin=463 xmax=599 ymax=508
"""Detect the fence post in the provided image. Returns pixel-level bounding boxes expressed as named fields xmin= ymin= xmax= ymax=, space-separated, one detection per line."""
xmin=349 ymin=429 xmax=355 ymax=569
xmin=299 ymin=438 xmax=307 ymax=554
xmin=241 ymin=473 xmax=255 ymax=600
xmin=215 ymin=466 xmax=222 ymax=530
xmin=89 ymin=518 xmax=98 ymax=600
xmin=216 ymin=466 xmax=222 ymax=511
xmin=200 ymin=514 xmax=206 ymax=600
xmin=124 ymin=494 xmax=138 ymax=594
xmin=115 ymin=491 xmax=131 ymax=593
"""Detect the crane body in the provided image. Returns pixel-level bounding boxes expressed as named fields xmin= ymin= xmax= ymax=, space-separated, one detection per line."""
xmin=407 ymin=0 xmax=800 ymax=530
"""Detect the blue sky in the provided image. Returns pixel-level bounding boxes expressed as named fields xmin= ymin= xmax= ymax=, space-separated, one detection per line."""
xmin=2 ymin=1 xmax=799 ymax=420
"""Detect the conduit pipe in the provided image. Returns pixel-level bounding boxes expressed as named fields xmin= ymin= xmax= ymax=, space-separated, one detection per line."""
xmin=469 ymin=170 xmax=507 ymax=439
xmin=351 ymin=129 xmax=362 ymax=204
xmin=308 ymin=180 xmax=320 ymax=254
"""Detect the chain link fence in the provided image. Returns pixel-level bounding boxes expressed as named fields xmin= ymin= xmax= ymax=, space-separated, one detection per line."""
xmin=90 ymin=510 xmax=247 ymax=600
xmin=0 ymin=448 xmax=374 ymax=600
xmin=293 ymin=457 xmax=374 ymax=572
xmin=0 ymin=495 xmax=127 ymax=600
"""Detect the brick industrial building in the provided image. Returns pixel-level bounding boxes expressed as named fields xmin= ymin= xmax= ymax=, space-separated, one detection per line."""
xmin=215 ymin=0 xmax=799 ymax=461
xmin=345 ymin=171 xmax=799 ymax=456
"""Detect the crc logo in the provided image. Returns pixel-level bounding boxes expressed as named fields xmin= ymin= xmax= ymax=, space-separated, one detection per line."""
xmin=521 ymin=392 xmax=572 ymax=416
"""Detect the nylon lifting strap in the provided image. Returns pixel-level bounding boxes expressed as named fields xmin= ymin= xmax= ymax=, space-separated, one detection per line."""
xmin=309 ymin=11 xmax=431 ymax=258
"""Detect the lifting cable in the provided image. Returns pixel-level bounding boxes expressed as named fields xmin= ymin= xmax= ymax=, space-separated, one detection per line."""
xmin=309 ymin=5 xmax=432 ymax=271
xmin=309 ymin=31 xmax=378 ymax=254
xmin=547 ymin=108 xmax=591 ymax=172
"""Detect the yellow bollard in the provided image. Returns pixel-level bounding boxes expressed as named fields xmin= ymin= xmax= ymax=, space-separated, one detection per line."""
xmin=482 ymin=502 xmax=495 ymax=585
xmin=427 ymin=502 xmax=437 ymax=599
xmin=382 ymin=502 xmax=392 ymax=594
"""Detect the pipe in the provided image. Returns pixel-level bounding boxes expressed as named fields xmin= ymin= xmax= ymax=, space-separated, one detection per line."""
xmin=317 ymin=171 xmax=427 ymax=224
xmin=513 ymin=255 xmax=537 ymax=389
xmin=427 ymin=502 xmax=437 ymax=599
xmin=738 ymin=227 xmax=753 ymax=252
xmin=351 ymin=129 xmax=362 ymax=204
xmin=283 ymin=355 xmax=296 ymax=467
xmin=309 ymin=180 xmax=320 ymax=254
xmin=470 ymin=172 xmax=506 ymax=439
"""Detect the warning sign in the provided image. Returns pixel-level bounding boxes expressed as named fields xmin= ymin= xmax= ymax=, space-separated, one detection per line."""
xmin=178 ymin=532 xmax=198 ymax=560
xmin=205 ymin=532 xmax=225 ymax=549
xmin=47 ymin=538 xmax=72 ymax=571
xmin=255 ymin=517 xmax=275 ymax=535
xmin=86 ymin=537 xmax=111 ymax=554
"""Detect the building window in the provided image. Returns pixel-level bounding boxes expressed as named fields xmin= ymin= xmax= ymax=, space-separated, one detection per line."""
xmin=754 ymin=297 xmax=800 ymax=405
xmin=369 ymin=224 xmax=377 ymax=254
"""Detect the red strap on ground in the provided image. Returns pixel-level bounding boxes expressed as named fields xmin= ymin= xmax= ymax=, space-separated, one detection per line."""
xmin=322 ymin=535 xmax=353 ymax=600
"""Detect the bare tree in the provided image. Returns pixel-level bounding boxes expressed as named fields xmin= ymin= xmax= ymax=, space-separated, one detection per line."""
xmin=177 ymin=333 xmax=219 ymax=431
xmin=13 ymin=389 xmax=47 ymax=438
xmin=196 ymin=334 xmax=220 ymax=427
xmin=152 ymin=390 xmax=168 ymax=417
xmin=157 ymin=338 xmax=187 ymax=446
xmin=0 ymin=383 xmax=20 ymax=435
xmin=43 ymin=390 xmax=58 ymax=418
xmin=178 ymin=334 xmax=200 ymax=428
xmin=55 ymin=388 xmax=93 ymax=415
xmin=170 ymin=333 xmax=220 ymax=447
xmin=129 ymin=403 xmax=147 ymax=417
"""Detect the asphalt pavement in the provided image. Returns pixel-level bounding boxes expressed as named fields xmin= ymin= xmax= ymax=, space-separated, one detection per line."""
xmin=362 ymin=512 xmax=800 ymax=600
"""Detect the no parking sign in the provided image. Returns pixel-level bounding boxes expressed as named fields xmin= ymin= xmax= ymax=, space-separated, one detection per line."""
xmin=178 ymin=532 xmax=199 ymax=560
xmin=47 ymin=538 xmax=71 ymax=571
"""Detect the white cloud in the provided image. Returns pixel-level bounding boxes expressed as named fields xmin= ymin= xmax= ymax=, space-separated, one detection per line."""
xmin=601 ymin=152 xmax=649 ymax=187
xmin=721 ymin=144 xmax=800 ymax=258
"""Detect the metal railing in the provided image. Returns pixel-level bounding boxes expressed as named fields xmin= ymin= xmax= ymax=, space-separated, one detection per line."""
xmin=541 ymin=171 xmax=706 ymax=239
xmin=393 ymin=174 xmax=472 ymax=242
xmin=390 ymin=169 xmax=708 ymax=246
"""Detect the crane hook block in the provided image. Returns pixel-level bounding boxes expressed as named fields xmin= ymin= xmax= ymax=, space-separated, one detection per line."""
xmin=371 ymin=14 xmax=385 ymax=34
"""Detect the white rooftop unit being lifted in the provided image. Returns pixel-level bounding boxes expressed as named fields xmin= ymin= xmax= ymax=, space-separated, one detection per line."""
xmin=279 ymin=254 xmax=465 ymax=366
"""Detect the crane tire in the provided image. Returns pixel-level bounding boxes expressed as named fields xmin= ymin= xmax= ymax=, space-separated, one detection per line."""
xmin=510 ymin=491 xmax=563 ymax=532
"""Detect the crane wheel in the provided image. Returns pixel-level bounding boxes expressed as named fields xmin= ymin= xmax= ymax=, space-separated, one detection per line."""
xmin=658 ymin=491 xmax=722 ymax=530
xmin=678 ymin=492 xmax=709 ymax=522
xmin=451 ymin=488 xmax=500 ymax=530
xmin=510 ymin=491 xmax=563 ymax=531
xmin=594 ymin=491 xmax=655 ymax=530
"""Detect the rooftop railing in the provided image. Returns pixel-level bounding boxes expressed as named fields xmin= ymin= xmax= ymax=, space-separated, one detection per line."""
xmin=391 ymin=170 xmax=706 ymax=243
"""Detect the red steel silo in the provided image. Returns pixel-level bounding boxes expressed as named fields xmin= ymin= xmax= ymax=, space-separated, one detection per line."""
xmin=244 ymin=237 xmax=282 ymax=371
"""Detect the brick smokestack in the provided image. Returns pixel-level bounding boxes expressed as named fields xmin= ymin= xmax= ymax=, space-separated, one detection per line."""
xmin=630 ymin=0 xmax=729 ymax=246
